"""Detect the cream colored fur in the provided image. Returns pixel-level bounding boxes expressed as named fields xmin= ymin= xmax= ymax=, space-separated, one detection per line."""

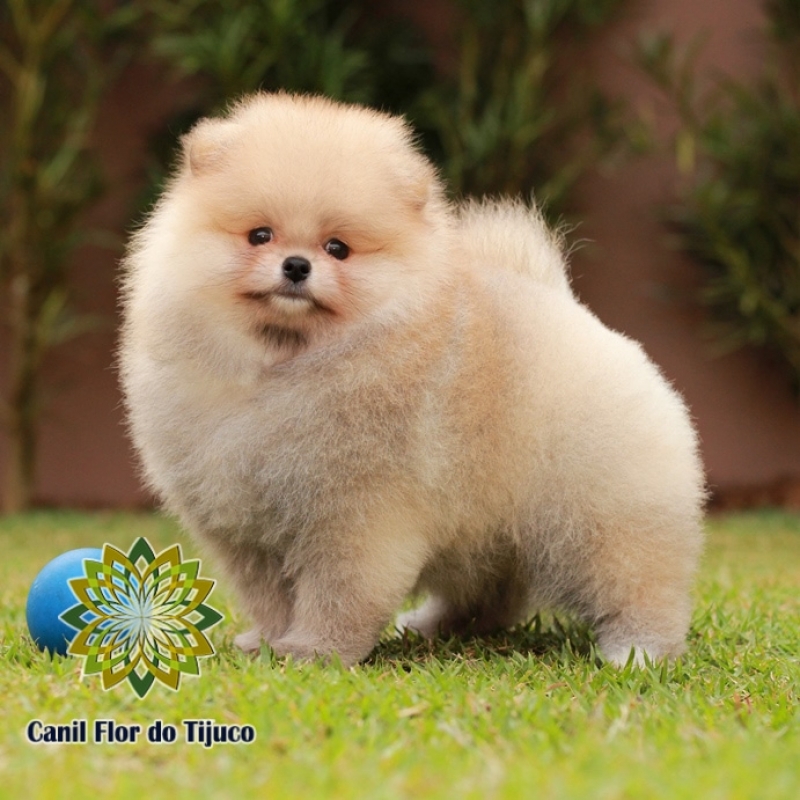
xmin=120 ymin=92 xmax=705 ymax=667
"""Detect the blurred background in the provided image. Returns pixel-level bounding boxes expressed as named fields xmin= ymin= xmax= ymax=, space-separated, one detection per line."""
xmin=1 ymin=0 xmax=798 ymax=514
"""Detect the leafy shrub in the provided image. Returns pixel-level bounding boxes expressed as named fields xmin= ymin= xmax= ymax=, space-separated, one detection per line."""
xmin=141 ymin=0 xmax=629 ymax=224
xmin=137 ymin=0 xmax=433 ymax=205
xmin=417 ymin=0 xmax=629 ymax=218
xmin=637 ymin=0 xmax=800 ymax=389
xmin=0 ymin=0 xmax=137 ymax=510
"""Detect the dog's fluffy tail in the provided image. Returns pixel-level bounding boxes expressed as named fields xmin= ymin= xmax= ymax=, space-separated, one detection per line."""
xmin=457 ymin=199 xmax=572 ymax=294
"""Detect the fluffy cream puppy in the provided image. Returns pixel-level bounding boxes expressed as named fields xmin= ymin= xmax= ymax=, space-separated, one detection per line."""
xmin=120 ymin=92 xmax=705 ymax=666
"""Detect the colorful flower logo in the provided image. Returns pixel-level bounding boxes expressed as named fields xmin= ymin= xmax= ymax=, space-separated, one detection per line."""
xmin=60 ymin=538 xmax=223 ymax=699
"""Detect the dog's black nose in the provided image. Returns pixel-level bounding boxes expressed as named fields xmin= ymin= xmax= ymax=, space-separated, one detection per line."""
xmin=282 ymin=256 xmax=312 ymax=284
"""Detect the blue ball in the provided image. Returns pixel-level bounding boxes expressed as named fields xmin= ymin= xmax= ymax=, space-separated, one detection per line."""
xmin=26 ymin=548 xmax=103 ymax=656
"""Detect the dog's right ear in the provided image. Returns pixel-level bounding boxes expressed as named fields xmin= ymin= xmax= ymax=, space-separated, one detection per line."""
xmin=181 ymin=118 xmax=240 ymax=176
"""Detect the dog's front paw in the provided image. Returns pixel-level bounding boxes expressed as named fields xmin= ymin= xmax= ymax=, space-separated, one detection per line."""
xmin=234 ymin=628 xmax=266 ymax=653
xmin=270 ymin=635 xmax=322 ymax=663
xmin=270 ymin=631 xmax=372 ymax=667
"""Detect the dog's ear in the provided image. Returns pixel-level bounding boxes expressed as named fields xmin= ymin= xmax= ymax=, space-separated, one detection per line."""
xmin=406 ymin=163 xmax=432 ymax=211
xmin=181 ymin=118 xmax=240 ymax=176
xmin=377 ymin=114 xmax=445 ymax=214
xmin=404 ymin=158 xmax=447 ymax=217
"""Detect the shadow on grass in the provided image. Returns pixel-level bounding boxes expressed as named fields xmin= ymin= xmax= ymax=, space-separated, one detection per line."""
xmin=366 ymin=613 xmax=601 ymax=670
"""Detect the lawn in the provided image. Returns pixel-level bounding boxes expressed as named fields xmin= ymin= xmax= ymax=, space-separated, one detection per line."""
xmin=0 ymin=510 xmax=798 ymax=799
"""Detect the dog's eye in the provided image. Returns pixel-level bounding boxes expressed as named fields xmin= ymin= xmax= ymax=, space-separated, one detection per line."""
xmin=248 ymin=227 xmax=273 ymax=246
xmin=324 ymin=238 xmax=350 ymax=260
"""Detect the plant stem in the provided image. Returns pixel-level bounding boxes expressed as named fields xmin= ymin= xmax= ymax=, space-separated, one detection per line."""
xmin=2 ymin=0 xmax=45 ymax=511
xmin=3 ymin=273 xmax=38 ymax=513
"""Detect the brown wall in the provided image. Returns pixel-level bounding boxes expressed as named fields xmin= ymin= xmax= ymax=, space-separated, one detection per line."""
xmin=1 ymin=0 xmax=799 ymax=509
xmin=570 ymin=0 xmax=800 ymax=494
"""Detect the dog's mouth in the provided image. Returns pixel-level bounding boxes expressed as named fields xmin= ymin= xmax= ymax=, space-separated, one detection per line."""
xmin=243 ymin=289 xmax=271 ymax=302
xmin=241 ymin=286 xmax=334 ymax=316
xmin=243 ymin=286 xmax=308 ymax=302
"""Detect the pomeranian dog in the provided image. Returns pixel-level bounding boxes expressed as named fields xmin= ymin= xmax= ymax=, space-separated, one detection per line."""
xmin=120 ymin=93 xmax=705 ymax=666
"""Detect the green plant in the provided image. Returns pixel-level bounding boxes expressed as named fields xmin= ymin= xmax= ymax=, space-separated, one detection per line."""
xmin=415 ymin=0 xmax=629 ymax=219
xmin=637 ymin=0 xmax=800 ymax=389
xmin=0 ymin=0 xmax=137 ymax=511
xmin=140 ymin=0 xmax=630 ymax=227
xmin=147 ymin=0 xmax=376 ymax=104
xmin=137 ymin=0 xmax=433 ymax=208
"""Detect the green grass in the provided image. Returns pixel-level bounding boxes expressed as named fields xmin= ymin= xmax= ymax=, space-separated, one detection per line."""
xmin=1 ymin=510 xmax=799 ymax=799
